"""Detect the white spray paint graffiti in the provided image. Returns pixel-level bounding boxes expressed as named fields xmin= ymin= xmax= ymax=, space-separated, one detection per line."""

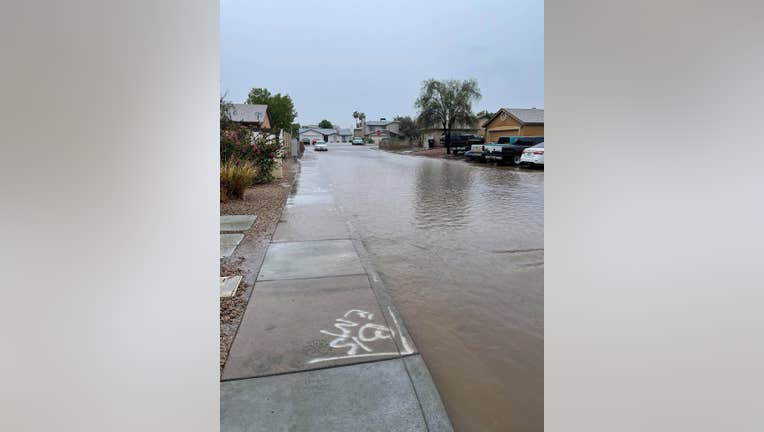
xmin=307 ymin=309 xmax=398 ymax=364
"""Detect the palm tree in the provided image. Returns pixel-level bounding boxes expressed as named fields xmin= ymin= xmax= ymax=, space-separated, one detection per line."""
xmin=415 ymin=79 xmax=481 ymax=154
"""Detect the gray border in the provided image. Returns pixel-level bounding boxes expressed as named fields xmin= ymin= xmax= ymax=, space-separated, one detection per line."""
xmin=547 ymin=0 xmax=764 ymax=430
xmin=1 ymin=1 xmax=220 ymax=430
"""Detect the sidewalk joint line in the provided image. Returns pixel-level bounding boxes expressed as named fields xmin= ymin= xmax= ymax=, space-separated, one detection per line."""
xmin=263 ymin=238 xmax=354 ymax=245
xmin=221 ymin=354 xmax=411 ymax=383
xmin=256 ymin=272 xmax=368 ymax=283
xmin=306 ymin=352 xmax=400 ymax=365
xmin=271 ymin=237 xmax=353 ymax=243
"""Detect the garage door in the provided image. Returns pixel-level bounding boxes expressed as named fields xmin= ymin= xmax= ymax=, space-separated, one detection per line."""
xmin=488 ymin=129 xmax=518 ymax=143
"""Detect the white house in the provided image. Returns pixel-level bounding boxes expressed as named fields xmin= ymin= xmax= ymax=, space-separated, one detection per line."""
xmin=298 ymin=127 xmax=347 ymax=143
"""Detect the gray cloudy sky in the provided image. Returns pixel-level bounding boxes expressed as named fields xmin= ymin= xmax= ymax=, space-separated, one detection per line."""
xmin=221 ymin=0 xmax=543 ymax=128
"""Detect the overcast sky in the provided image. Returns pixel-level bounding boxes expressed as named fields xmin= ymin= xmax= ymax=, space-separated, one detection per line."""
xmin=221 ymin=0 xmax=543 ymax=128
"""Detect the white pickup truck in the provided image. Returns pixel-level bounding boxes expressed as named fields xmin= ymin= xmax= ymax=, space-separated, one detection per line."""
xmin=464 ymin=144 xmax=488 ymax=162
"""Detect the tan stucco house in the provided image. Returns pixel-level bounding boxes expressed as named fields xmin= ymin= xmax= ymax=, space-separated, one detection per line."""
xmin=482 ymin=108 xmax=544 ymax=143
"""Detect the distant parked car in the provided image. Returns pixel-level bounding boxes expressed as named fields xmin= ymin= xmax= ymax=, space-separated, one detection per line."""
xmin=520 ymin=142 xmax=544 ymax=167
xmin=464 ymin=144 xmax=487 ymax=162
xmin=351 ymin=137 xmax=364 ymax=145
xmin=485 ymin=136 xmax=544 ymax=165
xmin=314 ymin=143 xmax=328 ymax=151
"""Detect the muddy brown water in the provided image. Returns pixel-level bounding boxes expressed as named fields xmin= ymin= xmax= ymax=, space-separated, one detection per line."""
xmin=298 ymin=145 xmax=543 ymax=431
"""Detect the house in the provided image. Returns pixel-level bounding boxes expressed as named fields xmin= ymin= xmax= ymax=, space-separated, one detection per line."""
xmin=420 ymin=116 xmax=489 ymax=148
xmin=298 ymin=124 xmax=355 ymax=143
xmin=482 ymin=108 xmax=544 ymax=142
xmin=338 ymin=129 xmax=353 ymax=142
xmin=299 ymin=127 xmax=355 ymax=143
xmin=475 ymin=113 xmax=493 ymax=131
xmin=360 ymin=118 xmax=400 ymax=144
xmin=229 ymin=103 xmax=271 ymax=130
xmin=365 ymin=118 xmax=399 ymax=136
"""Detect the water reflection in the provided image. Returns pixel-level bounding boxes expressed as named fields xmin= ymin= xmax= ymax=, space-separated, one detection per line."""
xmin=414 ymin=161 xmax=473 ymax=230
xmin=309 ymin=148 xmax=543 ymax=432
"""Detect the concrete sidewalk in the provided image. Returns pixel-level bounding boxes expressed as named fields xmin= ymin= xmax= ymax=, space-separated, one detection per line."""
xmin=221 ymin=155 xmax=453 ymax=432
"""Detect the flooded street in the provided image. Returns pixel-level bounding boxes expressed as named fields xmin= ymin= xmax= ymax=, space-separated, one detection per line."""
xmin=301 ymin=144 xmax=543 ymax=432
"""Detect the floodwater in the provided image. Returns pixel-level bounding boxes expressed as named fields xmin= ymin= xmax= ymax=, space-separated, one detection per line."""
xmin=302 ymin=144 xmax=543 ymax=432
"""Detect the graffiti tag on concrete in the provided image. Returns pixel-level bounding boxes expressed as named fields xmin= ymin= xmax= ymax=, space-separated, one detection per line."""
xmin=307 ymin=309 xmax=397 ymax=364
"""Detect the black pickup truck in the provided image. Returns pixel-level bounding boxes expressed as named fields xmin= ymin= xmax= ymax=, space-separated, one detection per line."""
xmin=439 ymin=132 xmax=485 ymax=155
xmin=484 ymin=136 xmax=545 ymax=165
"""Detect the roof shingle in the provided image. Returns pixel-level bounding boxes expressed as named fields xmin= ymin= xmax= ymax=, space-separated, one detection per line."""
xmin=504 ymin=108 xmax=544 ymax=124
xmin=229 ymin=104 xmax=268 ymax=123
xmin=366 ymin=120 xmax=398 ymax=126
xmin=299 ymin=127 xmax=338 ymax=135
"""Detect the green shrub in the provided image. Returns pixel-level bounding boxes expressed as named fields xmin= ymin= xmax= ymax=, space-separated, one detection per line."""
xmin=220 ymin=160 xmax=256 ymax=199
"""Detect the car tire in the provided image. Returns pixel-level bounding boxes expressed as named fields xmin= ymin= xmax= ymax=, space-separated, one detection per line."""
xmin=512 ymin=154 xmax=522 ymax=165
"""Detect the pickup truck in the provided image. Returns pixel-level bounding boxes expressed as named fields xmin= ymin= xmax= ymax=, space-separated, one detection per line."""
xmin=464 ymin=144 xmax=488 ymax=162
xmin=439 ymin=132 xmax=485 ymax=155
xmin=484 ymin=136 xmax=544 ymax=165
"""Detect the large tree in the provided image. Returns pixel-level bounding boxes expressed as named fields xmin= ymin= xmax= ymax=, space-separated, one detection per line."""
xmin=415 ymin=79 xmax=481 ymax=154
xmin=475 ymin=109 xmax=495 ymax=119
xmin=318 ymin=119 xmax=333 ymax=129
xmin=394 ymin=115 xmax=419 ymax=141
xmin=246 ymin=87 xmax=298 ymax=133
xmin=352 ymin=111 xmax=366 ymax=128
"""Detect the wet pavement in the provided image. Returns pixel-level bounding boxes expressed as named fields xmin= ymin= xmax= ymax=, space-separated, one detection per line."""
xmin=220 ymin=214 xmax=257 ymax=232
xmin=301 ymin=143 xmax=544 ymax=432
xmin=222 ymin=359 xmax=429 ymax=432
xmin=220 ymin=233 xmax=244 ymax=258
xmin=221 ymin=148 xmax=452 ymax=431
xmin=222 ymin=275 xmax=401 ymax=378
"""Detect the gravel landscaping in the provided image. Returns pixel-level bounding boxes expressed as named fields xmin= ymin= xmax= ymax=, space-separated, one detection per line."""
xmin=220 ymin=158 xmax=297 ymax=371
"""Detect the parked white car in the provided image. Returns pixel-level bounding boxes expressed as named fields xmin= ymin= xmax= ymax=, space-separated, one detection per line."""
xmin=351 ymin=137 xmax=364 ymax=145
xmin=314 ymin=143 xmax=328 ymax=151
xmin=520 ymin=142 xmax=544 ymax=166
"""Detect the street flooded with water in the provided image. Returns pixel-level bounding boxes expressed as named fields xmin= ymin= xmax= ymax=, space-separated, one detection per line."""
xmin=301 ymin=143 xmax=543 ymax=432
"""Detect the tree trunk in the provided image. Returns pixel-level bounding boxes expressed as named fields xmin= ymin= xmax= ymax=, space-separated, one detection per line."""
xmin=443 ymin=124 xmax=451 ymax=155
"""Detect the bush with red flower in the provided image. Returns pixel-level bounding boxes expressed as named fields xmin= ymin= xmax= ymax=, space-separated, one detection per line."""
xmin=220 ymin=97 xmax=283 ymax=187
xmin=220 ymin=125 xmax=282 ymax=184
xmin=220 ymin=125 xmax=254 ymax=162
xmin=249 ymin=133 xmax=282 ymax=184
